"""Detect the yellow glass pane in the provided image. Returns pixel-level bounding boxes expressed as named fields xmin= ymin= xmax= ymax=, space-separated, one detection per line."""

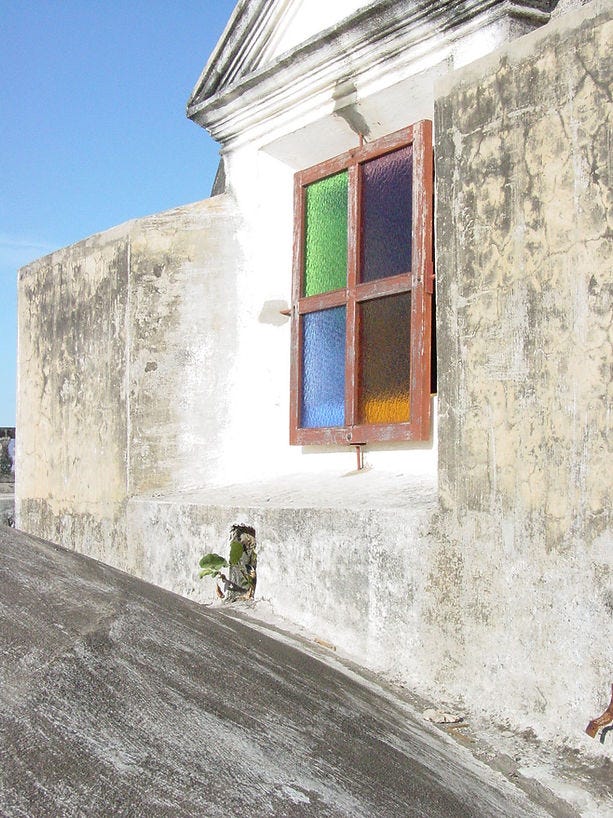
xmin=358 ymin=293 xmax=411 ymax=424
xmin=361 ymin=395 xmax=410 ymax=425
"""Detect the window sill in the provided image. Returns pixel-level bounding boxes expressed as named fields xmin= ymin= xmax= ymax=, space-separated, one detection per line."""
xmin=136 ymin=471 xmax=437 ymax=512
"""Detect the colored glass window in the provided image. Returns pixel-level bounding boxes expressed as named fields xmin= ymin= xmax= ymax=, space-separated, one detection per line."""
xmin=358 ymin=293 xmax=412 ymax=424
xmin=291 ymin=121 xmax=433 ymax=445
xmin=303 ymin=171 xmax=348 ymax=296
xmin=301 ymin=306 xmax=346 ymax=428
xmin=360 ymin=145 xmax=413 ymax=283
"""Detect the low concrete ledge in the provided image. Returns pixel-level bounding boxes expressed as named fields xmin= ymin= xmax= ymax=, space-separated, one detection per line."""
xmin=126 ymin=478 xmax=438 ymax=688
xmin=138 ymin=470 xmax=438 ymax=511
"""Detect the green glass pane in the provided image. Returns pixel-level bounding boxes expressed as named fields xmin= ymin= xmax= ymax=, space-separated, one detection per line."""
xmin=358 ymin=293 xmax=411 ymax=424
xmin=303 ymin=171 xmax=348 ymax=297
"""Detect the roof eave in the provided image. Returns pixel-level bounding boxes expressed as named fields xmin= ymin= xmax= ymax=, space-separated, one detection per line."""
xmin=187 ymin=0 xmax=554 ymax=144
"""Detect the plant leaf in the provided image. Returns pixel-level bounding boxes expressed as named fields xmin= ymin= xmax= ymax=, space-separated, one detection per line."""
xmin=199 ymin=568 xmax=220 ymax=579
xmin=198 ymin=553 xmax=228 ymax=576
xmin=229 ymin=539 xmax=244 ymax=566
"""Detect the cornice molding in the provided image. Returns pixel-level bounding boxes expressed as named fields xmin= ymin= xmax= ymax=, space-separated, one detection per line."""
xmin=187 ymin=0 xmax=554 ymax=148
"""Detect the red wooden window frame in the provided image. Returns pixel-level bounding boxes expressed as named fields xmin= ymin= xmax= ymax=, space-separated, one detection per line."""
xmin=290 ymin=120 xmax=434 ymax=445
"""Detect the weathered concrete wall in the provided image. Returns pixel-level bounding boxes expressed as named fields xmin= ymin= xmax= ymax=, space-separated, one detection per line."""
xmin=17 ymin=233 xmax=130 ymax=565
xmin=126 ymin=478 xmax=439 ymax=683
xmin=0 ymin=487 xmax=14 ymax=527
xmin=128 ymin=196 xmax=244 ymax=495
xmin=16 ymin=195 xmax=245 ymax=566
xmin=435 ymin=0 xmax=611 ymax=742
xmin=1 ymin=436 xmax=14 ymax=480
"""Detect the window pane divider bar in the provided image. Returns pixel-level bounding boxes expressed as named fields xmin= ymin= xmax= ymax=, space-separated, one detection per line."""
xmin=353 ymin=274 xmax=412 ymax=301
xmin=298 ymin=290 xmax=346 ymax=313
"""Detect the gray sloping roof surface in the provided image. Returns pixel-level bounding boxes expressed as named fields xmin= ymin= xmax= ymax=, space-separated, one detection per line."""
xmin=0 ymin=527 xmax=550 ymax=817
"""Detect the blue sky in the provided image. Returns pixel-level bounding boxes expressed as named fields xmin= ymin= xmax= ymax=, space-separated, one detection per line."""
xmin=0 ymin=0 xmax=237 ymax=425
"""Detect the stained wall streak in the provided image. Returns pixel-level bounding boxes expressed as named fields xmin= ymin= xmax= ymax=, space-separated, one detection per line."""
xmin=127 ymin=196 xmax=244 ymax=496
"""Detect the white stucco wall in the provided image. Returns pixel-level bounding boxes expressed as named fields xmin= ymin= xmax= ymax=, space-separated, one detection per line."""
xmin=255 ymin=0 xmax=375 ymax=66
xmin=188 ymin=0 xmax=553 ymax=492
xmin=205 ymin=141 xmax=439 ymax=491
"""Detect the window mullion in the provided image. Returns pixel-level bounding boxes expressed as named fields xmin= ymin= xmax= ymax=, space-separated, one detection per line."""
xmin=289 ymin=178 xmax=305 ymax=444
xmin=411 ymin=119 xmax=433 ymax=291
xmin=345 ymin=162 xmax=360 ymax=430
xmin=409 ymin=119 xmax=433 ymax=437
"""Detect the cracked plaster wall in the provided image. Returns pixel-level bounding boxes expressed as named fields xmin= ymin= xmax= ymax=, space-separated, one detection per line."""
xmin=16 ymin=196 xmax=244 ymax=569
xmin=434 ymin=0 xmax=611 ymax=743
xmin=17 ymin=234 xmax=130 ymax=565
xmin=127 ymin=196 xmax=243 ymax=495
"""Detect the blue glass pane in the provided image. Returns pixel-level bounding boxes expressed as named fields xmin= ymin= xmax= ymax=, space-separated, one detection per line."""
xmin=301 ymin=307 xmax=346 ymax=428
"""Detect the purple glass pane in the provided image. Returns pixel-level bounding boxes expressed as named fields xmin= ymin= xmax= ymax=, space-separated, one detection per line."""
xmin=360 ymin=145 xmax=413 ymax=282
xmin=301 ymin=307 xmax=346 ymax=428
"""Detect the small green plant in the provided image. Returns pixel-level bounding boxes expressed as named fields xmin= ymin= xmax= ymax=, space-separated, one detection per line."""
xmin=198 ymin=552 xmax=231 ymax=579
xmin=199 ymin=524 xmax=257 ymax=601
